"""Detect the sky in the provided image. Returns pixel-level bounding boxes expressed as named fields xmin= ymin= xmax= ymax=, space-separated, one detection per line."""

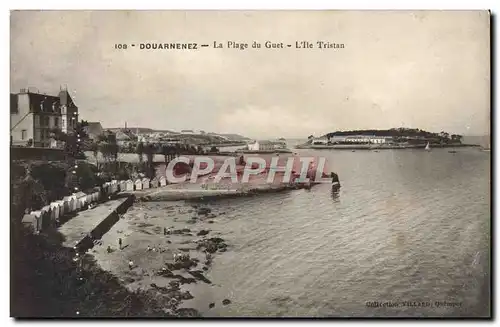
xmin=10 ymin=10 xmax=490 ymax=139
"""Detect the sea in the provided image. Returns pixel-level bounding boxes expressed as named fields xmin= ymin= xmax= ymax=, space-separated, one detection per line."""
xmin=146 ymin=141 xmax=491 ymax=317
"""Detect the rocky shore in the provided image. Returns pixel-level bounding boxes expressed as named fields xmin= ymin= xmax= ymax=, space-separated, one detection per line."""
xmin=86 ymin=198 xmax=233 ymax=316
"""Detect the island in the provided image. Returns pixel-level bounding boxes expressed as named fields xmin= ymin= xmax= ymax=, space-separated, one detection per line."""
xmin=296 ymin=128 xmax=479 ymax=150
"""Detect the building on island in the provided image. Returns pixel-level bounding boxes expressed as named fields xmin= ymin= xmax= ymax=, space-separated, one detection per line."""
xmin=247 ymin=140 xmax=276 ymax=151
xmin=312 ymin=137 xmax=329 ymax=145
xmin=10 ymin=88 xmax=79 ymax=148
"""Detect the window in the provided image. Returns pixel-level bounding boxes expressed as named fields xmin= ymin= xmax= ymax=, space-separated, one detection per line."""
xmin=21 ymin=130 xmax=27 ymax=140
xmin=54 ymin=117 xmax=59 ymax=127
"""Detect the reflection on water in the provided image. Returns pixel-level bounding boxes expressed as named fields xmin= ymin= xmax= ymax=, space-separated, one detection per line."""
xmin=153 ymin=148 xmax=490 ymax=317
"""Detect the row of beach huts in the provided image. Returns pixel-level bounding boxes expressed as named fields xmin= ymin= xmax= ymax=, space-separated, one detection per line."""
xmin=21 ymin=176 xmax=170 ymax=234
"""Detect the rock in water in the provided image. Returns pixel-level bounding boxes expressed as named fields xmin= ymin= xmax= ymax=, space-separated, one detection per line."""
xmin=209 ymin=303 xmax=215 ymax=309
xmin=222 ymin=299 xmax=231 ymax=305
xmin=197 ymin=230 xmax=210 ymax=236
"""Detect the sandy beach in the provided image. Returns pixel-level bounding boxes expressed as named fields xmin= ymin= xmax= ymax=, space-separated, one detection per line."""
xmin=88 ymin=197 xmax=232 ymax=315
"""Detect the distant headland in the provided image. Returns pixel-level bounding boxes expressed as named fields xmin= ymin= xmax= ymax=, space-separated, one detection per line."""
xmin=296 ymin=128 xmax=480 ymax=150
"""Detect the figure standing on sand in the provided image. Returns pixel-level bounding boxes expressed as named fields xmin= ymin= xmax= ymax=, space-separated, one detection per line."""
xmin=331 ymin=172 xmax=340 ymax=186
xmin=118 ymin=238 xmax=123 ymax=249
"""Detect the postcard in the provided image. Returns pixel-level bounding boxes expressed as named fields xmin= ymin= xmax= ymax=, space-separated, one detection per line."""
xmin=10 ymin=10 xmax=491 ymax=318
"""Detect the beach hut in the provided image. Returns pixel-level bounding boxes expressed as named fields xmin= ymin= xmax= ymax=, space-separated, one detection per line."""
xmin=142 ymin=178 xmax=150 ymax=189
xmin=159 ymin=176 xmax=167 ymax=187
xmin=125 ymin=180 xmax=134 ymax=191
xmin=56 ymin=200 xmax=65 ymax=216
xmin=102 ymin=182 xmax=111 ymax=198
xmin=120 ymin=180 xmax=127 ymax=192
xmin=134 ymin=179 xmax=142 ymax=190
xmin=62 ymin=196 xmax=73 ymax=214
xmin=150 ymin=177 xmax=159 ymax=188
xmin=29 ymin=211 xmax=42 ymax=232
xmin=85 ymin=193 xmax=93 ymax=205
xmin=21 ymin=214 xmax=37 ymax=233
xmin=50 ymin=202 xmax=60 ymax=221
xmin=75 ymin=192 xmax=87 ymax=210
xmin=93 ymin=186 xmax=102 ymax=202
xmin=90 ymin=191 xmax=97 ymax=203
xmin=70 ymin=195 xmax=78 ymax=212
xmin=40 ymin=206 xmax=52 ymax=229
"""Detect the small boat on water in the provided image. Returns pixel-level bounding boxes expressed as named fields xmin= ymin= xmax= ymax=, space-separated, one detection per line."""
xmin=448 ymin=150 xmax=457 ymax=153
xmin=425 ymin=142 xmax=431 ymax=151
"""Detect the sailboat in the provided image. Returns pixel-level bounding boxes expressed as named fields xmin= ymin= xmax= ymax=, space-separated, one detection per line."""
xmin=425 ymin=142 xmax=430 ymax=151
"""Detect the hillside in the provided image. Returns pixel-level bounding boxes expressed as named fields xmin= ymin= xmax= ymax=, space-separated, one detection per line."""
xmin=215 ymin=133 xmax=251 ymax=141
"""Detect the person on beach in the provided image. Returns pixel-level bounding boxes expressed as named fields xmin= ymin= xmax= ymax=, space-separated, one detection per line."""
xmin=118 ymin=238 xmax=123 ymax=249
xmin=128 ymin=260 xmax=134 ymax=270
xmin=147 ymin=245 xmax=152 ymax=252
xmin=331 ymin=172 xmax=340 ymax=186
xmin=107 ymin=246 xmax=112 ymax=253
xmin=163 ymin=227 xmax=167 ymax=235
xmin=205 ymin=251 xmax=212 ymax=261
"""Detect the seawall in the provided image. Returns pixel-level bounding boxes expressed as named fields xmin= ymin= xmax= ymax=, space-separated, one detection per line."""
xmin=59 ymin=194 xmax=136 ymax=253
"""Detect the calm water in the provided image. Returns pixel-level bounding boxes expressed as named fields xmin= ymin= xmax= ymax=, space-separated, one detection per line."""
xmin=152 ymin=147 xmax=491 ymax=317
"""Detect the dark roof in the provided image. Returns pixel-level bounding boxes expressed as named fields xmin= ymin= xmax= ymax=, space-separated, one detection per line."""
xmin=58 ymin=90 xmax=77 ymax=108
xmin=27 ymin=93 xmax=61 ymax=114
xmin=10 ymin=94 xmax=18 ymax=113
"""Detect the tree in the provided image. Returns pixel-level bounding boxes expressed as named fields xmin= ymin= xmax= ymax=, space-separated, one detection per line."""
xmin=161 ymin=145 xmax=173 ymax=166
xmin=144 ymin=143 xmax=155 ymax=179
xmin=209 ymin=146 xmax=219 ymax=153
xmin=137 ymin=142 xmax=144 ymax=165
xmin=89 ymin=142 xmax=100 ymax=170
xmin=98 ymin=133 xmax=119 ymax=179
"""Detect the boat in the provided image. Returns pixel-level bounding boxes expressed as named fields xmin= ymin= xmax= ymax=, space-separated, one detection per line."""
xmin=425 ymin=142 xmax=430 ymax=151
xmin=448 ymin=150 xmax=457 ymax=153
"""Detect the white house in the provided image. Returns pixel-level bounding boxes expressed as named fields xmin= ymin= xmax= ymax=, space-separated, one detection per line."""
xmin=312 ymin=137 xmax=328 ymax=145
xmin=370 ymin=137 xmax=388 ymax=144
xmin=247 ymin=140 xmax=275 ymax=151
xmin=247 ymin=141 xmax=260 ymax=151
xmin=345 ymin=135 xmax=371 ymax=143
